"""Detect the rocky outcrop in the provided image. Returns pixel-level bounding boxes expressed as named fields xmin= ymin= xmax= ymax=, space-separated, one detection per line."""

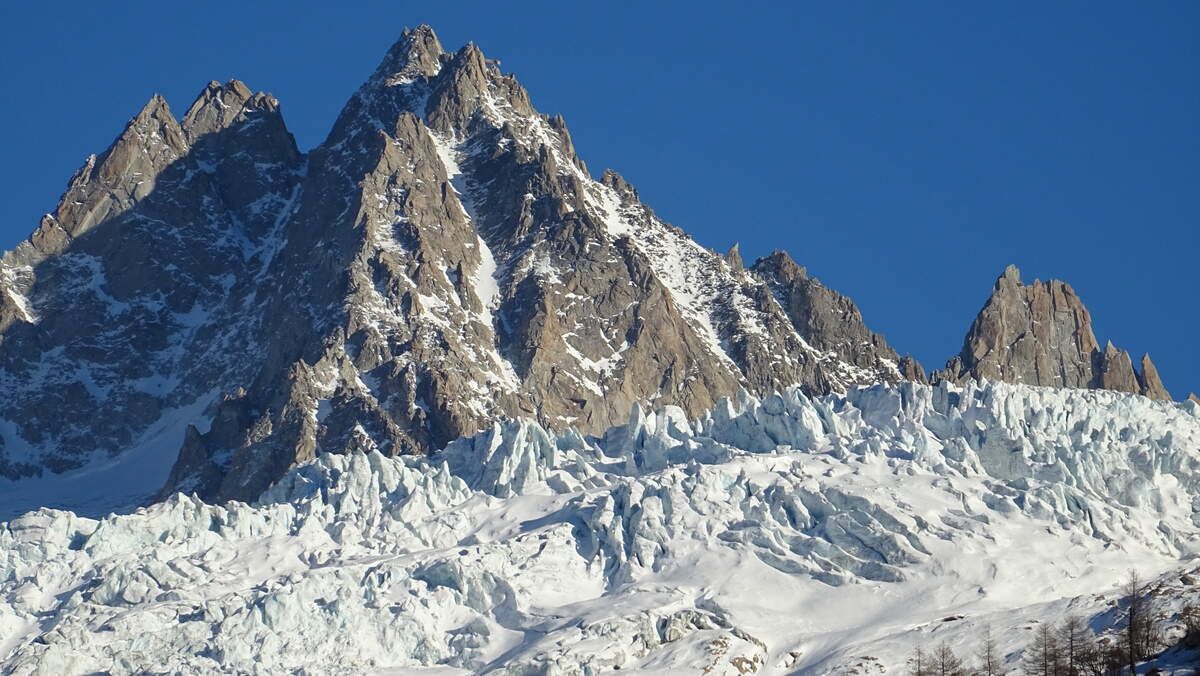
xmin=1096 ymin=341 xmax=1140 ymax=393
xmin=751 ymin=250 xmax=925 ymax=384
xmin=1138 ymin=353 xmax=1171 ymax=401
xmin=937 ymin=265 xmax=1170 ymax=400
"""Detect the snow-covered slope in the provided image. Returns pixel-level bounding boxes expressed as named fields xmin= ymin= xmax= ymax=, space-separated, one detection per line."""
xmin=3 ymin=381 xmax=1198 ymax=674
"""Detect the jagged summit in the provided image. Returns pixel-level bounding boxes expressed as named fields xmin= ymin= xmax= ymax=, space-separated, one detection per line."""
xmin=24 ymin=94 xmax=187 ymax=257
xmin=159 ymin=25 xmax=923 ymax=502
xmin=4 ymin=79 xmax=293 ymax=270
xmin=600 ymin=168 xmax=638 ymax=201
xmin=1139 ymin=353 xmax=1171 ymax=400
xmin=374 ymin=24 xmax=445 ymax=84
xmin=0 ymin=24 xmax=922 ymax=511
xmin=0 ymin=68 xmax=303 ymax=493
xmin=937 ymin=265 xmax=1170 ymax=400
xmin=725 ymin=243 xmax=743 ymax=270
xmin=180 ymin=79 xmax=282 ymax=142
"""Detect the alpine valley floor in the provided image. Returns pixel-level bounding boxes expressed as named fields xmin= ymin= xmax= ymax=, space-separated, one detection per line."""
xmin=3 ymin=380 xmax=1199 ymax=674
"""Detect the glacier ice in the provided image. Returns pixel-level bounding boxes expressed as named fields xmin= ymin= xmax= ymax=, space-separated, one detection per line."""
xmin=2 ymin=379 xmax=1199 ymax=674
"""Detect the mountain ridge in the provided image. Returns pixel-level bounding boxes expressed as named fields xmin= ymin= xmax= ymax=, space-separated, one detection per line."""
xmin=0 ymin=25 xmax=1184 ymax=518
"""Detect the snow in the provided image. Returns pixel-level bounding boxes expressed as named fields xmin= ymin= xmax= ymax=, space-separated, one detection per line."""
xmin=0 ymin=262 xmax=37 ymax=323
xmin=472 ymin=234 xmax=502 ymax=323
xmin=0 ymin=390 xmax=219 ymax=522
xmin=3 ymin=380 xmax=1199 ymax=674
xmin=59 ymin=253 xmax=130 ymax=317
xmin=429 ymin=130 xmax=463 ymax=180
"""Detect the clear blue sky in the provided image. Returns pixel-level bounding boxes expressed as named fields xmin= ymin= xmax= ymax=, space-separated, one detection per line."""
xmin=1 ymin=2 xmax=1196 ymax=395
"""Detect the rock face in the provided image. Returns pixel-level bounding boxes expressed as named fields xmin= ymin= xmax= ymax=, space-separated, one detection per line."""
xmin=1138 ymin=354 xmax=1171 ymax=401
xmin=0 ymin=26 xmax=921 ymax=508
xmin=937 ymin=265 xmax=1171 ymax=401
xmin=0 ymin=80 xmax=301 ymax=483
xmin=751 ymin=250 xmax=924 ymax=384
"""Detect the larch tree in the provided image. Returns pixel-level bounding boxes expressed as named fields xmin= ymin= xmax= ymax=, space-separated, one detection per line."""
xmin=910 ymin=644 xmax=929 ymax=676
xmin=977 ymin=624 xmax=1003 ymax=675
xmin=1121 ymin=569 xmax=1161 ymax=672
xmin=1059 ymin=615 xmax=1090 ymax=675
xmin=1022 ymin=623 xmax=1060 ymax=676
xmin=932 ymin=643 xmax=966 ymax=676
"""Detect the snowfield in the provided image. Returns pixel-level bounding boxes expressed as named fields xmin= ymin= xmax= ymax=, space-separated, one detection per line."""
xmin=2 ymin=380 xmax=1199 ymax=674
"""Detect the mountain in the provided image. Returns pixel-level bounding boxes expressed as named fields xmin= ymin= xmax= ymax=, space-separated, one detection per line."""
xmin=937 ymin=264 xmax=1171 ymax=400
xmin=0 ymin=26 xmax=918 ymax=515
xmin=2 ymin=23 xmax=1199 ymax=676
xmin=3 ymin=380 xmax=1198 ymax=673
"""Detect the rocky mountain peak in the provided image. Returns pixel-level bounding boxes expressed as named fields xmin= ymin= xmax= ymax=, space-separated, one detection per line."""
xmin=1138 ymin=353 xmax=1170 ymax=401
xmin=457 ymin=41 xmax=489 ymax=74
xmin=757 ymin=249 xmax=809 ymax=282
xmin=999 ymin=262 xmax=1021 ymax=283
xmin=423 ymin=42 xmax=492 ymax=134
xmin=180 ymin=79 xmax=276 ymax=142
xmin=938 ymin=265 xmax=1171 ymax=400
xmin=0 ymin=64 xmax=306 ymax=493
xmin=375 ymin=24 xmax=445 ymax=84
xmin=146 ymin=27 xmax=936 ymax=503
xmin=133 ymin=93 xmax=175 ymax=125
xmin=24 ymin=94 xmax=189 ymax=258
xmin=1096 ymin=340 xmax=1139 ymax=393
xmin=600 ymin=169 xmax=638 ymax=203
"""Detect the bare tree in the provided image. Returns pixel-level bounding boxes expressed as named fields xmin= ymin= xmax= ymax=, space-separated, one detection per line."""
xmin=1071 ymin=631 xmax=1106 ymax=676
xmin=932 ymin=643 xmax=966 ymax=676
xmin=1179 ymin=603 xmax=1200 ymax=649
xmin=977 ymin=623 xmax=1003 ymax=676
xmin=1124 ymin=569 xmax=1143 ymax=673
xmin=1101 ymin=643 xmax=1126 ymax=676
xmin=910 ymin=644 xmax=929 ymax=676
xmin=1023 ymin=623 xmax=1061 ymax=676
xmin=1121 ymin=569 xmax=1160 ymax=672
xmin=1059 ymin=615 xmax=1090 ymax=675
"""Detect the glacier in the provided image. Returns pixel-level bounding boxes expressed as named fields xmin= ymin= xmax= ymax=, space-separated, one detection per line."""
xmin=2 ymin=380 xmax=1199 ymax=674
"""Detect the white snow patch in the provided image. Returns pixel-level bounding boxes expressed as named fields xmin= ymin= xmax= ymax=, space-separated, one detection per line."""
xmin=471 ymin=234 xmax=501 ymax=320
xmin=0 ymin=390 xmax=220 ymax=521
